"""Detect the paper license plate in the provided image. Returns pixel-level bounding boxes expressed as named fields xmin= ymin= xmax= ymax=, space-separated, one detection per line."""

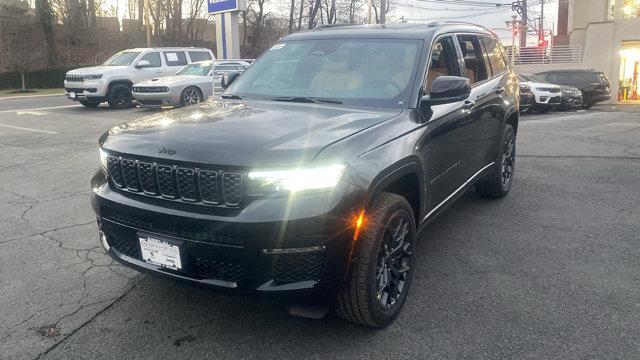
xmin=139 ymin=236 xmax=182 ymax=270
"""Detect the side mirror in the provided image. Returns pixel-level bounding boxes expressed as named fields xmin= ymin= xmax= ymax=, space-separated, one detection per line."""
xmin=220 ymin=72 xmax=241 ymax=90
xmin=421 ymin=76 xmax=471 ymax=106
xmin=135 ymin=60 xmax=151 ymax=68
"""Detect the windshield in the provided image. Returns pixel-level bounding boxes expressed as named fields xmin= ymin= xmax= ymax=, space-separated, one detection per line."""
xmin=226 ymin=38 xmax=422 ymax=108
xmin=103 ymin=51 xmax=142 ymax=66
xmin=177 ymin=62 xmax=213 ymax=76
xmin=521 ymin=74 xmax=548 ymax=83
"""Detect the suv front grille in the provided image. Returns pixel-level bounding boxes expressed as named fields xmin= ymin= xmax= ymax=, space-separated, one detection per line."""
xmin=65 ymin=75 xmax=84 ymax=82
xmin=106 ymin=155 xmax=244 ymax=207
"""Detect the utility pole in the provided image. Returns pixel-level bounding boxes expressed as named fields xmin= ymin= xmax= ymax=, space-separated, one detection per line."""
xmin=539 ymin=0 xmax=544 ymax=47
xmin=520 ymin=0 xmax=527 ymax=48
xmin=144 ymin=0 xmax=151 ymax=47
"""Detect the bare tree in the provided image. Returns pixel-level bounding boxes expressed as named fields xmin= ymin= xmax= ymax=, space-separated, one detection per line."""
xmin=307 ymin=0 xmax=320 ymax=29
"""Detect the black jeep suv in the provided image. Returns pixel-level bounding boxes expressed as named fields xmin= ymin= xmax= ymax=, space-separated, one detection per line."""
xmin=92 ymin=23 xmax=519 ymax=327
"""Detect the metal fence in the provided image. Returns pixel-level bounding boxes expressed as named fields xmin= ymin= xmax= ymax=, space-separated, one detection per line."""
xmin=507 ymin=45 xmax=583 ymax=65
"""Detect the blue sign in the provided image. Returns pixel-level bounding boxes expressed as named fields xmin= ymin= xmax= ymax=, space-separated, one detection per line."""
xmin=208 ymin=0 xmax=238 ymax=14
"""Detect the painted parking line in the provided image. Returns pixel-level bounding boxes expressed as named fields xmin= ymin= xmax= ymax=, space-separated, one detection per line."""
xmin=0 ymin=123 xmax=57 ymax=134
xmin=0 ymin=93 xmax=64 ymax=101
xmin=0 ymin=104 xmax=79 ymax=114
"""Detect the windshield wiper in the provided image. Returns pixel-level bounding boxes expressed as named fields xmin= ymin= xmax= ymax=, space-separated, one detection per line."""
xmin=269 ymin=96 xmax=342 ymax=104
xmin=220 ymin=93 xmax=243 ymax=99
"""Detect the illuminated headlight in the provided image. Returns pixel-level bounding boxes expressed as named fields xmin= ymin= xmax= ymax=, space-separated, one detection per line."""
xmin=83 ymin=74 xmax=103 ymax=80
xmin=99 ymin=148 xmax=108 ymax=171
xmin=247 ymin=164 xmax=345 ymax=194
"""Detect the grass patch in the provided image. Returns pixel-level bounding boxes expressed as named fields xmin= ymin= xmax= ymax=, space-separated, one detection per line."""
xmin=0 ymin=88 xmax=64 ymax=97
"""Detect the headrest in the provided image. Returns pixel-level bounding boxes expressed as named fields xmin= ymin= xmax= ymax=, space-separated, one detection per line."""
xmin=458 ymin=41 xmax=467 ymax=57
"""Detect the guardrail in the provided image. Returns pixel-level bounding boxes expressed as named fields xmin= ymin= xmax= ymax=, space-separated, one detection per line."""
xmin=507 ymin=45 xmax=583 ymax=65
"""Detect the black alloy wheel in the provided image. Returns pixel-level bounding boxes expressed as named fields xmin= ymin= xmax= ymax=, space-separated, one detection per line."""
xmin=500 ymin=134 xmax=515 ymax=191
xmin=107 ymin=84 xmax=133 ymax=109
xmin=335 ymin=193 xmax=416 ymax=327
xmin=375 ymin=210 xmax=413 ymax=310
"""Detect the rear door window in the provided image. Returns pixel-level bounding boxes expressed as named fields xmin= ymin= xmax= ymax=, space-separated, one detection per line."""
xmin=480 ymin=36 xmax=508 ymax=76
xmin=456 ymin=35 xmax=490 ymax=84
xmin=163 ymin=51 xmax=188 ymax=67
xmin=188 ymin=51 xmax=212 ymax=62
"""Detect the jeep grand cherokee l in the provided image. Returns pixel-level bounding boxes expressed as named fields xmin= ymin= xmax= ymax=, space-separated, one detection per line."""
xmin=92 ymin=23 xmax=519 ymax=327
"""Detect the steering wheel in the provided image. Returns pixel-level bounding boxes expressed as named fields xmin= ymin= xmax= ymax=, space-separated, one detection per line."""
xmin=363 ymin=79 xmax=403 ymax=93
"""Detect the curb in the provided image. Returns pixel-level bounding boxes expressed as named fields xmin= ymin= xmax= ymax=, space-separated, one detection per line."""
xmin=0 ymin=93 xmax=65 ymax=100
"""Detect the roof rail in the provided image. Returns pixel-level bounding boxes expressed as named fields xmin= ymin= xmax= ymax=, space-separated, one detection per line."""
xmin=313 ymin=23 xmax=355 ymax=30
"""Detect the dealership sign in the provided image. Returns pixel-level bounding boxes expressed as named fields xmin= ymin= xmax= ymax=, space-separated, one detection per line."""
xmin=208 ymin=0 xmax=245 ymax=14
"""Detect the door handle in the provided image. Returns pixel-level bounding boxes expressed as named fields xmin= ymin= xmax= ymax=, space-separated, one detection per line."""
xmin=495 ymin=87 xmax=505 ymax=94
xmin=462 ymin=100 xmax=475 ymax=110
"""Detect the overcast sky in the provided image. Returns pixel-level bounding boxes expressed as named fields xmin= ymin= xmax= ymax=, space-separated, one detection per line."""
xmin=386 ymin=0 xmax=559 ymax=46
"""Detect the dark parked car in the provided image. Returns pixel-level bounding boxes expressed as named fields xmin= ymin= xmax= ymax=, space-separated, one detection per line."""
xmin=558 ymin=85 xmax=583 ymax=110
xmin=536 ymin=69 xmax=611 ymax=109
xmin=519 ymin=83 xmax=534 ymax=113
xmin=92 ymin=23 xmax=519 ymax=327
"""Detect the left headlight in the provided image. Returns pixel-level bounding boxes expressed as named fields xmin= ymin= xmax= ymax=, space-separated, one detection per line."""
xmin=247 ymin=164 xmax=345 ymax=194
xmin=83 ymin=74 xmax=103 ymax=80
xmin=99 ymin=148 xmax=108 ymax=171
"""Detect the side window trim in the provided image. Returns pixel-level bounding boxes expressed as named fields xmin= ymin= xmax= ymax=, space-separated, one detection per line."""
xmin=455 ymin=32 xmax=491 ymax=88
xmin=422 ymin=34 xmax=463 ymax=94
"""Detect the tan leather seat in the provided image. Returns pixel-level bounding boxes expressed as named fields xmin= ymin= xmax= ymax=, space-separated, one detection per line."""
xmin=309 ymin=54 xmax=361 ymax=91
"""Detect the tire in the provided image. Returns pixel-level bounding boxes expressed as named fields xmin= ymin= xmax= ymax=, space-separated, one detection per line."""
xmin=107 ymin=84 xmax=133 ymax=109
xmin=79 ymin=99 xmax=100 ymax=108
xmin=181 ymin=86 xmax=203 ymax=106
xmin=581 ymin=102 xmax=593 ymax=109
xmin=335 ymin=193 xmax=416 ymax=328
xmin=475 ymin=124 xmax=516 ymax=199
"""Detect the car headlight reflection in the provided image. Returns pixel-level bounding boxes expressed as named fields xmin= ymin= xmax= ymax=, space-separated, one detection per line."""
xmin=247 ymin=164 xmax=345 ymax=194
xmin=99 ymin=148 xmax=108 ymax=171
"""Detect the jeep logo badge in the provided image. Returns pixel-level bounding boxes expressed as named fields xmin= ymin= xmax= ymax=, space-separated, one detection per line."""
xmin=158 ymin=147 xmax=176 ymax=155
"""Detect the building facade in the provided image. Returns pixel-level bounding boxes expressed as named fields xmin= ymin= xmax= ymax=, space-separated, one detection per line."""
xmin=569 ymin=0 xmax=640 ymax=102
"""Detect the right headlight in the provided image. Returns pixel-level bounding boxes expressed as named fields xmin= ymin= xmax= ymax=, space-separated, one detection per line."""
xmin=247 ymin=164 xmax=345 ymax=195
xmin=99 ymin=148 xmax=108 ymax=172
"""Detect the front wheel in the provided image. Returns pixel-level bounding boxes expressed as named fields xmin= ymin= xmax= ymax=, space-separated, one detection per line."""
xmin=335 ymin=193 xmax=416 ymax=327
xmin=107 ymin=84 xmax=133 ymax=109
xmin=181 ymin=86 xmax=203 ymax=106
xmin=475 ymin=124 xmax=516 ymax=198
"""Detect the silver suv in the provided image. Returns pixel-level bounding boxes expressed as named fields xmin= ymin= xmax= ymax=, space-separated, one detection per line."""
xmin=64 ymin=47 xmax=215 ymax=108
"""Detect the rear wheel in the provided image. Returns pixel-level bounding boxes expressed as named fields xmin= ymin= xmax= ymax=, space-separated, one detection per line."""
xmin=107 ymin=84 xmax=133 ymax=109
xmin=181 ymin=86 xmax=203 ymax=106
xmin=475 ymin=124 xmax=516 ymax=198
xmin=79 ymin=99 xmax=100 ymax=108
xmin=335 ymin=193 xmax=416 ymax=328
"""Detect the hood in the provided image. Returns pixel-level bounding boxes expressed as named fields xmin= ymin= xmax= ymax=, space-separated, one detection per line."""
xmin=67 ymin=65 xmax=127 ymax=75
xmin=100 ymin=100 xmax=400 ymax=167
xmin=134 ymin=75 xmax=206 ymax=87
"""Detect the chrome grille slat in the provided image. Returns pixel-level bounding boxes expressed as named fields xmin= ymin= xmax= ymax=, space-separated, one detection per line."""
xmin=105 ymin=156 xmax=243 ymax=207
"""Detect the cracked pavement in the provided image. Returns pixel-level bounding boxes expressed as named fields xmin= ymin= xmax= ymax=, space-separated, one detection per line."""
xmin=1 ymin=97 xmax=640 ymax=359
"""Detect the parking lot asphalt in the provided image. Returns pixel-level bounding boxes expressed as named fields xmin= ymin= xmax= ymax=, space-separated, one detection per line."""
xmin=1 ymin=97 xmax=639 ymax=359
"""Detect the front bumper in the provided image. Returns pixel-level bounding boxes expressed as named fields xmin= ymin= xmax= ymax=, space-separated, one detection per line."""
xmin=132 ymin=91 xmax=182 ymax=108
xmin=91 ymin=170 xmax=362 ymax=299
xmin=64 ymin=80 xmax=107 ymax=100
xmin=533 ymin=91 xmax=562 ymax=107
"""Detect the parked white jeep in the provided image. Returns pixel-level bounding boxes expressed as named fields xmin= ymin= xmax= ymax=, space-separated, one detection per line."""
xmin=64 ymin=48 xmax=215 ymax=108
